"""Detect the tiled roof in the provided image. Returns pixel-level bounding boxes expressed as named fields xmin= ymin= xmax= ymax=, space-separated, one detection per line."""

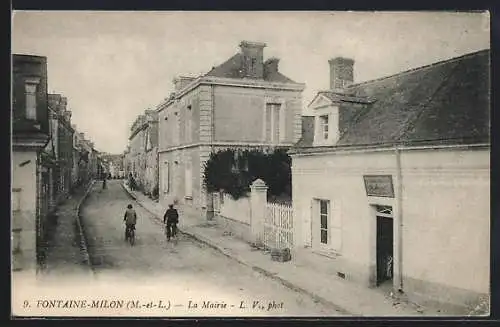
xmin=298 ymin=49 xmax=490 ymax=149
xmin=205 ymin=53 xmax=297 ymax=83
xmin=293 ymin=116 xmax=315 ymax=148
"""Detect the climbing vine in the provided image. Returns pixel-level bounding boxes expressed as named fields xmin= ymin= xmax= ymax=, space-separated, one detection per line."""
xmin=203 ymin=148 xmax=292 ymax=200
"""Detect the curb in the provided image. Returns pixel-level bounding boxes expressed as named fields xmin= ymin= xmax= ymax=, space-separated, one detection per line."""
xmin=75 ymin=180 xmax=97 ymax=277
xmin=120 ymin=182 xmax=355 ymax=315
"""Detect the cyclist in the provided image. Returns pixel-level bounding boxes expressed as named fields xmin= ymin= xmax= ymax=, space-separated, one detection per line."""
xmin=123 ymin=204 xmax=137 ymax=241
xmin=163 ymin=204 xmax=179 ymax=241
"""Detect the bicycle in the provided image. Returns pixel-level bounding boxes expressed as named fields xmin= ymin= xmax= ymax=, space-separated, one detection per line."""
xmin=165 ymin=222 xmax=178 ymax=244
xmin=125 ymin=225 xmax=135 ymax=246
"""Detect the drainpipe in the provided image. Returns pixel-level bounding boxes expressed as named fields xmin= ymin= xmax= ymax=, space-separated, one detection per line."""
xmin=206 ymin=84 xmax=216 ymax=220
xmin=395 ymin=146 xmax=404 ymax=292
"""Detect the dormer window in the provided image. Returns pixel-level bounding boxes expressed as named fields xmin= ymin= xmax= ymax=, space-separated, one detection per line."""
xmin=320 ymin=115 xmax=329 ymax=140
xmin=25 ymin=77 xmax=40 ymax=120
xmin=312 ymin=107 xmax=339 ymax=146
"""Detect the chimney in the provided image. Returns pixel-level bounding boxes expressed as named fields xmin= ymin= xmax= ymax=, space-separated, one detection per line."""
xmin=173 ymin=76 xmax=195 ymax=92
xmin=264 ymin=57 xmax=280 ymax=76
xmin=48 ymin=94 xmax=61 ymax=111
xmin=63 ymin=110 xmax=72 ymax=122
xmin=329 ymin=57 xmax=354 ymax=90
xmin=239 ymin=41 xmax=267 ymax=79
xmin=59 ymin=97 xmax=68 ymax=112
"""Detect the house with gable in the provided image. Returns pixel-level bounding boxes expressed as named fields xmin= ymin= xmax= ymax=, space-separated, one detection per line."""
xmin=157 ymin=40 xmax=305 ymax=218
xmin=12 ymin=54 xmax=53 ymax=271
xmin=289 ymin=50 xmax=490 ymax=312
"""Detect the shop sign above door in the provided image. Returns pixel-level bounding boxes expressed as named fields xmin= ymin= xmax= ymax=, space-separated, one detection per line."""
xmin=363 ymin=175 xmax=394 ymax=198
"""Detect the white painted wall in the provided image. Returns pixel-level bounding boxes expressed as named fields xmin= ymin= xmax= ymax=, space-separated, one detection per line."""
xmin=291 ymin=147 xmax=490 ymax=301
xmin=219 ymin=193 xmax=252 ymax=225
xmin=400 ymin=149 xmax=490 ymax=295
xmin=12 ymin=151 xmax=38 ymax=270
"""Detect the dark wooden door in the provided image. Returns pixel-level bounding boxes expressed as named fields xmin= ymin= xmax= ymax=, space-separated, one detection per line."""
xmin=376 ymin=216 xmax=393 ymax=285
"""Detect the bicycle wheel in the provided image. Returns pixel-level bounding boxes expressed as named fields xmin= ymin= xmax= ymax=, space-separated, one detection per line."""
xmin=130 ymin=230 xmax=135 ymax=246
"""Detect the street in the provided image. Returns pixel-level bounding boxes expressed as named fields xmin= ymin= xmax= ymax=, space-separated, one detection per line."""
xmin=75 ymin=180 xmax=342 ymax=316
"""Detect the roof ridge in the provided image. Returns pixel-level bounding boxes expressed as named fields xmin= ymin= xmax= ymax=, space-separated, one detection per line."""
xmin=349 ymin=48 xmax=490 ymax=89
xmin=204 ymin=52 xmax=241 ymax=77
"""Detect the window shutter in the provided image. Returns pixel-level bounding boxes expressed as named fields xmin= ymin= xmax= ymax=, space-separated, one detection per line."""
xmin=163 ymin=161 xmax=169 ymax=193
xmin=314 ymin=116 xmax=321 ymax=144
xmin=25 ymin=83 xmax=37 ymax=120
xmin=185 ymin=161 xmax=192 ymax=197
xmin=330 ymin=200 xmax=342 ymax=251
xmin=279 ymin=102 xmax=286 ymax=142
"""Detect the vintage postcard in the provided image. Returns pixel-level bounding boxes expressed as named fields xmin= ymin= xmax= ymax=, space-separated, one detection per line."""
xmin=11 ymin=11 xmax=490 ymax=318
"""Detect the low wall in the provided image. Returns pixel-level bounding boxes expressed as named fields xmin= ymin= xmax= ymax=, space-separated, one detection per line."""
xmin=219 ymin=193 xmax=251 ymax=225
xmin=214 ymin=193 xmax=252 ymax=243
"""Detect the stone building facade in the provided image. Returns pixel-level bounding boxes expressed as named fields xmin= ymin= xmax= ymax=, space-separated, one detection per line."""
xmin=127 ymin=110 xmax=158 ymax=193
xmin=157 ymin=41 xmax=305 ymax=219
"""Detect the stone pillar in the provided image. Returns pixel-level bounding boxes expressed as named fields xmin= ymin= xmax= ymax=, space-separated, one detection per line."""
xmin=250 ymin=178 xmax=268 ymax=247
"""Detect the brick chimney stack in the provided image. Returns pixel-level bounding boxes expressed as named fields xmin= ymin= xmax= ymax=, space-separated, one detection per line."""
xmin=264 ymin=57 xmax=280 ymax=76
xmin=239 ymin=41 xmax=267 ymax=79
xmin=48 ymin=94 xmax=62 ymax=111
xmin=329 ymin=57 xmax=354 ymax=90
xmin=63 ymin=110 xmax=72 ymax=122
xmin=59 ymin=97 xmax=68 ymax=112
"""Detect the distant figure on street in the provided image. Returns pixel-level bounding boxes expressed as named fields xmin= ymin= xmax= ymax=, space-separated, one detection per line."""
xmin=163 ymin=204 xmax=179 ymax=241
xmin=123 ymin=204 xmax=137 ymax=240
xmin=102 ymin=175 xmax=107 ymax=189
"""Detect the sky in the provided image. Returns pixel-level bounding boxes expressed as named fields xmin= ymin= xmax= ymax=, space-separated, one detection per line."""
xmin=12 ymin=11 xmax=490 ymax=154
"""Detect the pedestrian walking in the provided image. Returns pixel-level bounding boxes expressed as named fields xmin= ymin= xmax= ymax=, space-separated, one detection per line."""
xmin=163 ymin=204 xmax=179 ymax=242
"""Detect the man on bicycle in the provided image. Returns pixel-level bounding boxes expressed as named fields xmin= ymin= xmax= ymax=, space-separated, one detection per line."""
xmin=124 ymin=204 xmax=137 ymax=241
xmin=163 ymin=204 xmax=179 ymax=241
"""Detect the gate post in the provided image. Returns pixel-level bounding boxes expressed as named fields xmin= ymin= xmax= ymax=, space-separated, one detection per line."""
xmin=250 ymin=179 xmax=268 ymax=247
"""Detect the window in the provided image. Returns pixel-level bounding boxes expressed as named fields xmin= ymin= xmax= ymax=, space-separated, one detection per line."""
xmin=25 ymin=83 xmax=37 ymax=120
xmin=375 ymin=205 xmax=393 ymax=217
xmin=320 ymin=115 xmax=329 ymax=140
xmin=185 ymin=105 xmax=192 ymax=143
xmin=145 ymin=130 xmax=152 ymax=151
xmin=163 ymin=161 xmax=170 ymax=193
xmin=265 ymin=103 xmax=283 ymax=143
xmin=319 ymin=199 xmax=329 ymax=244
xmin=185 ymin=157 xmax=192 ymax=198
xmin=172 ymin=112 xmax=180 ymax=145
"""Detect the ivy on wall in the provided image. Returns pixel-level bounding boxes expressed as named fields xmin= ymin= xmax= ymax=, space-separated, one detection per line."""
xmin=203 ymin=148 xmax=292 ymax=200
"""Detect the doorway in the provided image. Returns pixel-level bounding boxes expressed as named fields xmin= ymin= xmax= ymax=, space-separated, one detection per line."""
xmin=376 ymin=215 xmax=393 ymax=286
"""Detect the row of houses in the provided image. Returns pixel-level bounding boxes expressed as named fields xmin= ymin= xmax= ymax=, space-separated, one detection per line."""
xmin=100 ymin=153 xmax=125 ymax=179
xmin=123 ymin=110 xmax=159 ymax=196
xmin=122 ymin=41 xmax=490 ymax=312
xmin=12 ymin=54 xmax=105 ymax=272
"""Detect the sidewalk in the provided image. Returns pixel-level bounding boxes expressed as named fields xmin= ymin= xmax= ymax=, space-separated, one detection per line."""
xmin=41 ymin=181 xmax=95 ymax=277
xmin=122 ymin=182 xmax=444 ymax=316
